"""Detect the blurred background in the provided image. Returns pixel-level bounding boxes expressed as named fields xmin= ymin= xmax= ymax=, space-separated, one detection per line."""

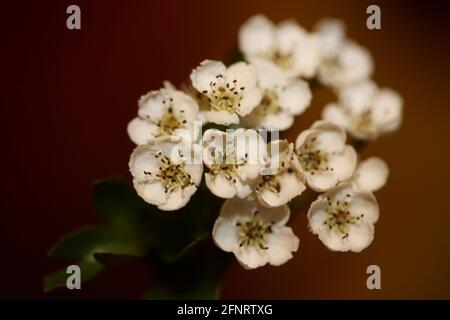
xmin=2 ymin=0 xmax=450 ymax=299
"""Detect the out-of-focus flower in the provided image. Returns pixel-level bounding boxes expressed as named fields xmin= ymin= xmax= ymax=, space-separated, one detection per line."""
xmin=308 ymin=183 xmax=379 ymax=252
xmin=202 ymin=129 xmax=267 ymax=199
xmin=190 ymin=60 xmax=262 ymax=125
xmin=318 ymin=40 xmax=373 ymax=88
xmin=129 ymin=137 xmax=203 ymax=211
xmin=239 ymin=14 xmax=320 ymax=78
xmin=352 ymin=157 xmax=389 ymax=192
xmin=255 ymin=140 xmax=306 ymax=207
xmin=322 ymin=80 xmax=403 ymax=140
xmin=127 ymin=87 xmax=199 ymax=145
xmin=295 ymin=121 xmax=357 ymax=192
xmin=313 ymin=18 xmax=346 ymax=60
xmin=243 ymin=58 xmax=312 ymax=130
xmin=213 ymin=197 xmax=299 ymax=269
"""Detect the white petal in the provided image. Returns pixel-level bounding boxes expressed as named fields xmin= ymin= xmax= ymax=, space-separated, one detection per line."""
xmin=314 ymin=18 xmax=346 ymax=59
xmin=275 ymin=20 xmax=306 ymax=55
xmin=267 ymin=227 xmax=300 ymax=266
xmin=307 ymin=199 xmax=329 ymax=232
xmin=234 ymin=129 xmax=267 ymax=169
xmin=184 ymin=163 xmax=203 ymax=185
xmin=233 ymin=178 xmax=255 ymax=199
xmin=169 ymin=89 xmax=199 ymax=122
xmin=322 ymin=103 xmax=350 ymax=129
xmin=337 ymin=41 xmax=374 ymax=86
xmin=258 ymin=203 xmax=291 ymax=226
xmin=237 ymin=87 xmax=262 ymax=116
xmin=238 ymin=14 xmax=275 ymax=57
xmin=294 ymin=129 xmax=315 ymax=150
xmin=346 ymin=223 xmax=375 ymax=252
xmin=309 ymin=120 xmax=347 ymax=151
xmin=226 ymin=62 xmax=259 ymax=90
xmin=250 ymin=57 xmax=287 ymax=90
xmin=212 ymin=216 xmax=240 ymax=252
xmin=205 ymin=173 xmax=237 ymax=199
xmin=306 ymin=171 xmax=338 ymax=191
xmin=278 ymin=80 xmax=312 ymax=115
xmin=339 ymin=80 xmax=377 ymax=113
xmin=135 ymin=181 xmax=167 ymax=206
xmin=266 ymin=227 xmax=299 ymax=266
xmin=235 ymin=245 xmax=268 ymax=269
xmin=327 ymin=145 xmax=357 ymax=181
xmin=291 ymin=35 xmax=321 ymax=78
xmin=353 ymin=157 xmax=389 ymax=192
xmin=158 ymin=187 xmax=191 ymax=211
xmin=190 ymin=60 xmax=227 ymax=94
xmin=127 ymin=118 xmax=158 ymax=145
xmin=349 ymin=191 xmax=379 ymax=224
xmin=206 ymin=110 xmax=239 ymax=125
xmin=129 ymin=145 xmax=159 ymax=181
xmin=372 ymin=88 xmax=403 ymax=132
xmin=257 ymin=170 xmax=306 ymax=207
xmin=137 ymin=90 xmax=167 ymax=121
xmin=258 ymin=112 xmax=294 ymax=131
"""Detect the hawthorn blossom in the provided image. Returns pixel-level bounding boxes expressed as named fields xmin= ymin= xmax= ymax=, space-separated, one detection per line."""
xmin=190 ymin=60 xmax=262 ymax=125
xmin=318 ymin=40 xmax=373 ymax=88
xmin=308 ymin=183 xmax=379 ymax=252
xmin=322 ymin=80 xmax=403 ymax=140
xmin=129 ymin=137 xmax=202 ymax=211
xmin=202 ymin=129 xmax=266 ymax=199
xmin=213 ymin=197 xmax=299 ymax=269
xmin=243 ymin=58 xmax=312 ymax=130
xmin=313 ymin=18 xmax=346 ymax=60
xmin=295 ymin=121 xmax=357 ymax=192
xmin=352 ymin=157 xmax=389 ymax=192
xmin=239 ymin=14 xmax=320 ymax=78
xmin=127 ymin=87 xmax=199 ymax=145
xmin=255 ymin=140 xmax=306 ymax=207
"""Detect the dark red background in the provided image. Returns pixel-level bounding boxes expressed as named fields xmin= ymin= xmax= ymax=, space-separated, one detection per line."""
xmin=2 ymin=0 xmax=450 ymax=299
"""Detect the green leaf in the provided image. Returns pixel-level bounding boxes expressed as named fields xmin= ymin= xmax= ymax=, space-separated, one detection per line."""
xmin=43 ymin=257 xmax=103 ymax=292
xmin=93 ymin=178 xmax=154 ymax=232
xmin=48 ymin=225 xmax=144 ymax=261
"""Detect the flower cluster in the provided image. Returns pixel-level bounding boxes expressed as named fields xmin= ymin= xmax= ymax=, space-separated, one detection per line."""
xmin=127 ymin=15 xmax=403 ymax=269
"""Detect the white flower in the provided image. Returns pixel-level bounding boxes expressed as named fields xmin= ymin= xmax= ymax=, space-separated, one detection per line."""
xmin=322 ymin=80 xmax=403 ymax=140
xmin=352 ymin=157 xmax=389 ymax=192
xmin=318 ymin=40 xmax=373 ymax=88
xmin=255 ymin=140 xmax=306 ymax=207
xmin=313 ymin=18 xmax=346 ymax=60
xmin=129 ymin=137 xmax=203 ymax=211
xmin=295 ymin=121 xmax=357 ymax=192
xmin=243 ymin=58 xmax=312 ymax=130
xmin=178 ymin=82 xmax=210 ymax=125
xmin=213 ymin=198 xmax=299 ymax=269
xmin=239 ymin=14 xmax=321 ymax=78
xmin=189 ymin=60 xmax=262 ymax=125
xmin=127 ymin=86 xmax=199 ymax=145
xmin=202 ymin=129 xmax=267 ymax=199
xmin=308 ymin=183 xmax=379 ymax=252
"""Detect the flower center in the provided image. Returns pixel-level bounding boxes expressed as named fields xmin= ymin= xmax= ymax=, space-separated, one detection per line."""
xmin=236 ymin=211 xmax=273 ymax=249
xmin=206 ymin=163 xmax=240 ymax=182
xmin=157 ymin=111 xmax=181 ymax=136
xmin=323 ymin=195 xmax=364 ymax=239
xmin=256 ymin=175 xmax=281 ymax=194
xmin=353 ymin=109 xmax=376 ymax=133
xmin=270 ymin=50 xmax=294 ymax=71
xmin=154 ymin=153 xmax=193 ymax=193
xmin=204 ymin=78 xmax=245 ymax=114
xmin=297 ymin=137 xmax=330 ymax=174
xmin=253 ymin=90 xmax=281 ymax=117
